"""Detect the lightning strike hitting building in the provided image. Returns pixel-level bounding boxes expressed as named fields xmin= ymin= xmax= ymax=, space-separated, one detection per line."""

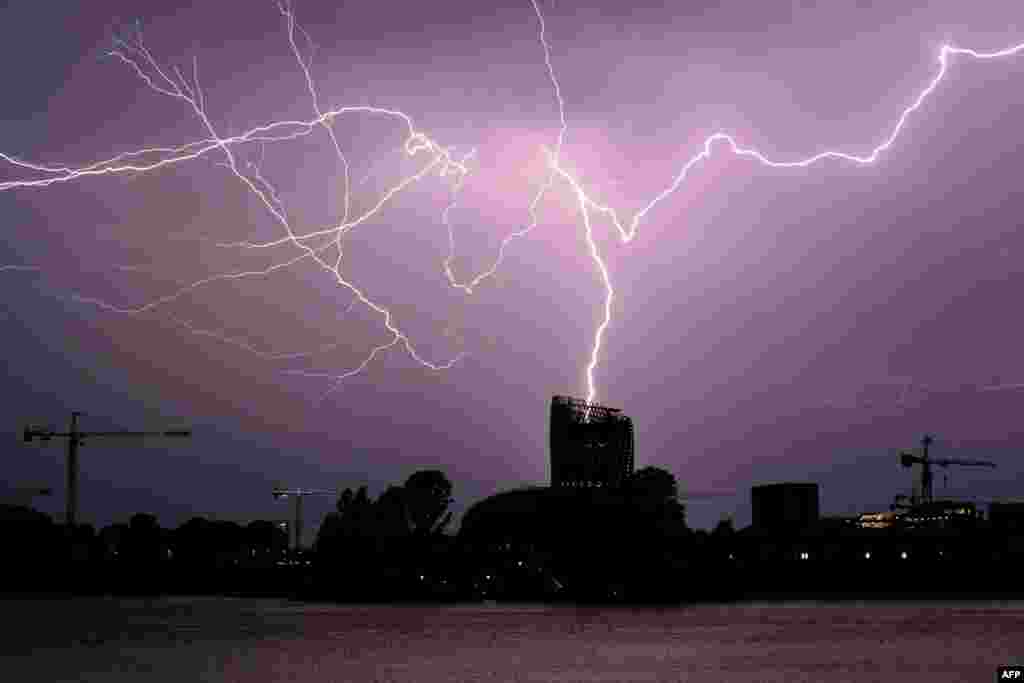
xmin=2 ymin=1 xmax=1024 ymax=413
xmin=549 ymin=396 xmax=635 ymax=489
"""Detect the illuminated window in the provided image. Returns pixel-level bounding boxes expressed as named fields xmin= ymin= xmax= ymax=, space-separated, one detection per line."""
xmin=901 ymin=552 xmax=908 ymax=559
xmin=864 ymin=552 xmax=871 ymax=559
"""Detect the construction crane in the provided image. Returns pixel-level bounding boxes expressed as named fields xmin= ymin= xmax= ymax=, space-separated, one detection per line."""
xmin=899 ymin=434 xmax=997 ymax=506
xmin=271 ymin=486 xmax=338 ymax=551
xmin=23 ymin=411 xmax=191 ymax=529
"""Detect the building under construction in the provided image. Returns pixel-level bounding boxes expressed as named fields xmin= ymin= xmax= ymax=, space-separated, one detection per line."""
xmin=856 ymin=434 xmax=998 ymax=530
xmin=549 ymin=395 xmax=634 ymax=489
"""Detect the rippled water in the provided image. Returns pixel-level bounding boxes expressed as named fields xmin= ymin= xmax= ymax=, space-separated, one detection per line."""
xmin=4 ymin=597 xmax=1020 ymax=682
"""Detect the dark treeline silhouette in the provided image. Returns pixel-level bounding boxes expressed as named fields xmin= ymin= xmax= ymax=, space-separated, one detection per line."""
xmin=4 ymin=466 xmax=1023 ymax=603
xmin=3 ymin=504 xmax=293 ymax=596
xmin=314 ymin=470 xmax=459 ymax=601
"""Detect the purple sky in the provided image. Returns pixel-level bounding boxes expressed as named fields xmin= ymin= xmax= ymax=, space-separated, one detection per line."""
xmin=2 ymin=0 xmax=1023 ymax=533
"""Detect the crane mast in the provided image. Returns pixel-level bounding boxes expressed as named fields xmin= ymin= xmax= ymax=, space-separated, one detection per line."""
xmin=23 ymin=411 xmax=191 ymax=530
xmin=899 ymin=434 xmax=997 ymax=506
xmin=272 ymin=486 xmax=338 ymax=551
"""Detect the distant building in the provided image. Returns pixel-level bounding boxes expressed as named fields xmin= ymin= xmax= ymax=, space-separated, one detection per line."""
xmin=990 ymin=502 xmax=1024 ymax=531
xmin=549 ymin=395 xmax=634 ymax=489
xmin=751 ymin=483 xmax=819 ymax=530
xmin=857 ymin=501 xmax=982 ymax=530
xmin=900 ymin=501 xmax=980 ymax=528
xmin=818 ymin=515 xmax=859 ymax=530
xmin=460 ymin=486 xmax=551 ymax=546
xmin=858 ymin=510 xmax=902 ymax=530
xmin=459 ymin=485 xmax=633 ymax=551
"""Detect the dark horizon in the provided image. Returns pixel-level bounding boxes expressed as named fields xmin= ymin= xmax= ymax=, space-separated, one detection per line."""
xmin=5 ymin=403 xmax=1016 ymax=539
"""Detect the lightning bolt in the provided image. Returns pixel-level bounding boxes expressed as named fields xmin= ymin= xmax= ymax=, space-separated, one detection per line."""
xmin=2 ymin=2 xmax=1024 ymax=417
xmin=172 ymin=315 xmax=350 ymax=362
xmin=4 ymin=7 xmax=480 ymax=403
xmin=443 ymin=0 xmax=567 ymax=296
xmin=545 ymin=38 xmax=1024 ymax=415
xmin=981 ymin=383 xmax=1024 ymax=392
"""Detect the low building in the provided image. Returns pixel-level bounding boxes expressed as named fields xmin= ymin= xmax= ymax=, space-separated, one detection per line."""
xmin=989 ymin=502 xmax=1024 ymax=532
xmin=901 ymin=501 xmax=980 ymax=529
xmin=858 ymin=510 xmax=903 ymax=529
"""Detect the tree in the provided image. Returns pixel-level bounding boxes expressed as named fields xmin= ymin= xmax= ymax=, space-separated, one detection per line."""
xmin=100 ymin=523 xmax=128 ymax=560
xmin=375 ymin=485 xmax=411 ymax=540
xmin=174 ymin=517 xmax=213 ymax=564
xmin=619 ymin=467 xmax=688 ymax=569
xmin=123 ymin=513 xmax=163 ymax=569
xmin=712 ymin=517 xmax=735 ymax=537
xmin=403 ymin=470 xmax=453 ymax=537
xmin=628 ymin=466 xmax=678 ymax=502
xmin=346 ymin=486 xmax=374 ymax=537
xmin=317 ymin=485 xmax=375 ymax=559
xmin=335 ymin=487 xmax=354 ymax=515
xmin=210 ymin=520 xmax=245 ymax=561
xmin=315 ymin=511 xmax=342 ymax=557
xmin=316 ymin=474 xmax=455 ymax=591
xmin=247 ymin=519 xmax=288 ymax=555
xmin=710 ymin=517 xmax=736 ymax=564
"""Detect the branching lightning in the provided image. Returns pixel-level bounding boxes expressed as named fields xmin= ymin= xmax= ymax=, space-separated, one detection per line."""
xmin=546 ymin=41 xmax=1024 ymax=413
xmin=2 ymin=1 xmax=1023 ymax=415
xmin=443 ymin=0 xmax=568 ymax=297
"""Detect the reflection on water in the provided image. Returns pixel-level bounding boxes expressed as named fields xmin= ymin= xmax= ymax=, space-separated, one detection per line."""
xmin=4 ymin=597 xmax=1020 ymax=682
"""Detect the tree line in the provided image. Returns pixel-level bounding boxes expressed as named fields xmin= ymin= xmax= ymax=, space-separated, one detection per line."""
xmin=4 ymin=464 xmax=747 ymax=601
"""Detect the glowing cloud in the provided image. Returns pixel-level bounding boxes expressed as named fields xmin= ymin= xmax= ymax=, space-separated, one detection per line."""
xmin=2 ymin=1 xmax=1023 ymax=417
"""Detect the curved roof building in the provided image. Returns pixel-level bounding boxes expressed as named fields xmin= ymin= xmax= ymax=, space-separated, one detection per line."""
xmin=459 ymin=485 xmax=633 ymax=546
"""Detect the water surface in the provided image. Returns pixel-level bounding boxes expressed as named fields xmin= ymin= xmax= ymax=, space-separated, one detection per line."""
xmin=4 ymin=597 xmax=1019 ymax=681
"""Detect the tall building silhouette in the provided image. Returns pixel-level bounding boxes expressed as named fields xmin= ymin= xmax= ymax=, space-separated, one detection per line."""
xmin=549 ymin=395 xmax=634 ymax=489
